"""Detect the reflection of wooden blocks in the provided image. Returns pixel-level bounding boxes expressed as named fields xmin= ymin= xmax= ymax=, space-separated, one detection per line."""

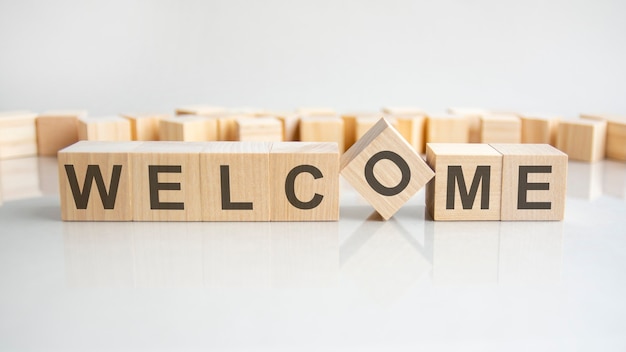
xmin=395 ymin=115 xmax=426 ymax=153
xmin=78 ymin=116 xmax=132 ymax=141
xmin=480 ymin=114 xmax=521 ymax=143
xmin=200 ymin=142 xmax=271 ymax=221
xmin=58 ymin=141 xmax=140 ymax=221
xmin=341 ymin=118 xmax=434 ymax=220
xmin=235 ymin=117 xmax=283 ymax=142
xmin=0 ymin=111 xmax=38 ymax=159
xmin=36 ymin=110 xmax=85 ymax=156
xmin=448 ymin=108 xmax=488 ymax=143
xmin=425 ymin=143 xmax=502 ymax=221
xmin=556 ymin=119 xmax=606 ymax=162
xmin=0 ymin=156 xmax=41 ymax=201
xmin=296 ymin=107 xmax=336 ymax=116
xmin=299 ymin=117 xmax=344 ymax=152
xmin=426 ymin=114 xmax=469 ymax=144
xmin=121 ymin=113 xmax=168 ymax=141
xmin=175 ymin=105 xmax=225 ymax=116
xmin=520 ymin=113 xmax=560 ymax=145
xmin=131 ymin=142 xmax=205 ymax=221
xmin=581 ymin=114 xmax=626 ymax=161
xmin=382 ymin=107 xmax=424 ymax=115
xmin=491 ymin=144 xmax=567 ymax=221
xmin=270 ymin=142 xmax=339 ymax=221
xmin=159 ymin=115 xmax=218 ymax=141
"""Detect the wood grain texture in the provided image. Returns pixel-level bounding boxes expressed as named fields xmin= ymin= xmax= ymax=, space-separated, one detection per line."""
xmin=520 ymin=113 xmax=560 ymax=145
xmin=35 ymin=110 xmax=85 ymax=156
xmin=480 ymin=114 xmax=522 ymax=143
xmin=426 ymin=114 xmax=469 ymax=144
xmin=299 ymin=117 xmax=344 ymax=152
xmin=0 ymin=111 xmax=38 ymax=159
xmin=556 ymin=119 xmax=606 ymax=162
xmin=159 ymin=115 xmax=218 ymax=141
xmin=78 ymin=116 xmax=132 ymax=141
xmin=235 ymin=117 xmax=283 ymax=142
xmin=447 ymin=108 xmax=489 ymax=143
xmin=121 ymin=113 xmax=169 ymax=141
xmin=341 ymin=112 xmax=380 ymax=152
xmin=395 ymin=115 xmax=426 ymax=154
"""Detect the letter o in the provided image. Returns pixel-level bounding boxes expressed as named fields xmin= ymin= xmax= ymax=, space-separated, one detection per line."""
xmin=364 ymin=151 xmax=411 ymax=196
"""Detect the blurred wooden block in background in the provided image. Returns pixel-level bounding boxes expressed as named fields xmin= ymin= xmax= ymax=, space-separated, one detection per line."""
xmin=235 ymin=117 xmax=283 ymax=142
xmin=382 ymin=107 xmax=425 ymax=115
xmin=341 ymin=112 xmax=380 ymax=152
xmin=121 ymin=113 xmax=168 ymax=141
xmin=270 ymin=142 xmax=339 ymax=221
xmin=200 ymin=142 xmax=271 ymax=221
xmin=270 ymin=112 xmax=300 ymax=141
xmin=426 ymin=114 xmax=469 ymax=144
xmin=341 ymin=118 xmax=434 ymax=220
xmin=479 ymin=114 xmax=521 ymax=143
xmin=0 ymin=156 xmax=41 ymax=201
xmin=425 ymin=143 xmax=502 ymax=221
xmin=78 ymin=116 xmax=132 ymax=142
xmin=395 ymin=115 xmax=426 ymax=154
xmin=36 ymin=110 xmax=85 ymax=156
xmin=175 ymin=105 xmax=226 ymax=116
xmin=159 ymin=115 xmax=218 ymax=141
xmin=556 ymin=119 xmax=606 ymax=162
xmin=299 ymin=116 xmax=344 ymax=152
xmin=356 ymin=116 xmax=397 ymax=141
xmin=491 ymin=144 xmax=567 ymax=221
xmin=581 ymin=113 xmax=626 ymax=161
xmin=520 ymin=113 xmax=560 ymax=145
xmin=58 ymin=141 xmax=140 ymax=221
xmin=448 ymin=108 xmax=488 ymax=143
xmin=213 ymin=114 xmax=254 ymax=141
xmin=0 ymin=111 xmax=38 ymax=159
xmin=296 ymin=107 xmax=336 ymax=116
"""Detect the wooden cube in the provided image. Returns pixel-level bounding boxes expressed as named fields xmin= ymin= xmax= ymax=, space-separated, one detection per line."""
xmin=78 ymin=116 xmax=132 ymax=141
xmin=0 ymin=111 xmax=37 ymax=159
xmin=356 ymin=116 xmax=397 ymax=141
xmin=425 ymin=143 xmax=502 ymax=221
xmin=556 ymin=119 xmax=606 ymax=162
xmin=490 ymin=144 xmax=567 ymax=221
xmin=214 ymin=114 xmax=254 ymax=141
xmin=159 ymin=115 xmax=218 ymax=141
xmin=341 ymin=112 xmax=380 ymax=152
xmin=200 ymin=142 xmax=271 ymax=221
xmin=0 ymin=156 xmax=41 ymax=201
xmin=581 ymin=114 xmax=626 ymax=161
xmin=235 ymin=117 xmax=283 ymax=142
xmin=341 ymin=118 xmax=434 ymax=220
xmin=299 ymin=117 xmax=344 ymax=152
xmin=480 ymin=114 xmax=522 ymax=143
xmin=121 ymin=113 xmax=168 ymax=141
xmin=447 ymin=108 xmax=489 ymax=143
xmin=395 ymin=115 xmax=426 ymax=154
xmin=270 ymin=142 xmax=339 ymax=221
xmin=131 ymin=142 xmax=205 ymax=221
xmin=175 ymin=105 xmax=225 ymax=116
xmin=35 ymin=110 xmax=86 ymax=156
xmin=58 ymin=141 xmax=141 ymax=221
xmin=382 ymin=107 xmax=425 ymax=115
xmin=520 ymin=113 xmax=560 ymax=145
xmin=271 ymin=112 xmax=300 ymax=141
xmin=425 ymin=114 xmax=469 ymax=144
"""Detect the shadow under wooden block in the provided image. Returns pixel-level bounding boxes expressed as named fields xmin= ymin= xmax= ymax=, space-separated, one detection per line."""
xmin=581 ymin=113 xmax=626 ymax=161
xmin=159 ymin=115 xmax=218 ymax=141
xmin=131 ymin=142 xmax=205 ymax=221
xmin=448 ymin=107 xmax=489 ymax=143
xmin=175 ymin=105 xmax=226 ymax=116
xmin=235 ymin=117 xmax=283 ymax=142
xmin=480 ymin=113 xmax=522 ymax=143
xmin=556 ymin=119 xmax=606 ymax=162
xmin=341 ymin=118 xmax=434 ymax=220
xmin=491 ymin=144 xmax=567 ymax=221
xmin=299 ymin=116 xmax=345 ymax=152
xmin=395 ymin=115 xmax=426 ymax=154
xmin=425 ymin=114 xmax=469 ymax=144
xmin=425 ymin=143 xmax=502 ymax=221
xmin=35 ymin=110 xmax=85 ymax=156
xmin=520 ymin=113 xmax=560 ymax=145
xmin=58 ymin=141 xmax=141 ymax=221
xmin=78 ymin=116 xmax=132 ymax=141
xmin=270 ymin=142 xmax=339 ymax=221
xmin=121 ymin=113 xmax=169 ymax=141
xmin=200 ymin=142 xmax=271 ymax=221
xmin=0 ymin=111 xmax=38 ymax=159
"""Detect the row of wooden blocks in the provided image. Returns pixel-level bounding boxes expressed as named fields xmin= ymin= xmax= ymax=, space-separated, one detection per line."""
xmin=59 ymin=118 xmax=566 ymax=222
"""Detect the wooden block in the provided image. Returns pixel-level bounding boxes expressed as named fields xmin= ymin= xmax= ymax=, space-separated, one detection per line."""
xmin=296 ymin=107 xmax=336 ymax=116
xmin=299 ymin=117 xmax=344 ymax=152
xmin=159 ymin=115 xmax=218 ymax=141
xmin=490 ymin=144 xmax=567 ymax=221
xmin=200 ymin=142 xmax=271 ymax=221
xmin=341 ymin=118 xmax=434 ymax=220
xmin=520 ymin=113 xmax=560 ymax=145
xmin=581 ymin=113 xmax=626 ymax=161
xmin=425 ymin=114 xmax=469 ymax=144
xmin=270 ymin=142 xmax=339 ymax=221
xmin=131 ymin=142 xmax=205 ymax=221
xmin=382 ymin=107 xmax=425 ymax=115
xmin=261 ymin=111 xmax=300 ymax=141
xmin=121 ymin=113 xmax=169 ymax=141
xmin=78 ymin=116 xmax=132 ymax=141
xmin=35 ymin=110 xmax=85 ymax=156
xmin=556 ymin=119 xmax=606 ymax=162
xmin=425 ymin=143 xmax=502 ymax=221
xmin=479 ymin=114 xmax=521 ymax=143
xmin=175 ymin=105 xmax=226 ymax=116
xmin=395 ymin=115 xmax=426 ymax=154
xmin=58 ymin=141 xmax=141 ymax=221
xmin=235 ymin=117 xmax=283 ymax=142
xmin=0 ymin=111 xmax=37 ymax=159
xmin=0 ymin=156 xmax=41 ymax=201
xmin=447 ymin=108 xmax=488 ymax=143
xmin=340 ymin=112 xmax=378 ymax=152
xmin=356 ymin=116 xmax=397 ymax=141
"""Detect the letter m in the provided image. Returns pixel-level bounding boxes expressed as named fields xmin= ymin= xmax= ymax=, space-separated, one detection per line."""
xmin=446 ymin=165 xmax=491 ymax=210
xmin=64 ymin=165 xmax=123 ymax=209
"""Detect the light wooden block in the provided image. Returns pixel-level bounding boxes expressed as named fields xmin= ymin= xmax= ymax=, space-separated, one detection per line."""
xmin=447 ymin=108 xmax=489 ymax=143
xmin=0 ymin=111 xmax=37 ymax=159
xmin=35 ymin=110 xmax=86 ymax=156
xmin=520 ymin=113 xmax=560 ymax=145
xmin=479 ymin=114 xmax=521 ymax=143
xmin=425 ymin=143 xmax=502 ymax=221
xmin=296 ymin=107 xmax=336 ymax=116
xmin=341 ymin=118 xmax=434 ymax=220
xmin=490 ymin=144 xmax=567 ymax=221
xmin=58 ymin=141 xmax=141 ymax=221
xmin=270 ymin=112 xmax=300 ymax=141
xmin=159 ymin=115 xmax=218 ymax=141
xmin=581 ymin=113 xmax=626 ymax=161
xmin=175 ymin=105 xmax=226 ymax=116
xmin=235 ymin=117 xmax=283 ymax=142
xmin=395 ymin=115 xmax=426 ymax=154
xmin=200 ymin=142 xmax=271 ymax=221
xmin=382 ymin=107 xmax=424 ymax=115
xmin=425 ymin=114 xmax=469 ymax=144
xmin=121 ymin=113 xmax=168 ymax=141
xmin=78 ymin=116 xmax=132 ymax=141
xmin=131 ymin=142 xmax=205 ymax=221
xmin=356 ymin=116 xmax=397 ymax=141
xmin=299 ymin=116 xmax=344 ymax=152
xmin=270 ymin=142 xmax=339 ymax=221
xmin=341 ymin=112 xmax=380 ymax=152
xmin=556 ymin=119 xmax=606 ymax=162
xmin=0 ymin=156 xmax=41 ymax=201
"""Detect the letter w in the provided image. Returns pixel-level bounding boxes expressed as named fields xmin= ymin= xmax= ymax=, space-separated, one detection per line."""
xmin=446 ymin=166 xmax=491 ymax=210
xmin=64 ymin=165 xmax=122 ymax=209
